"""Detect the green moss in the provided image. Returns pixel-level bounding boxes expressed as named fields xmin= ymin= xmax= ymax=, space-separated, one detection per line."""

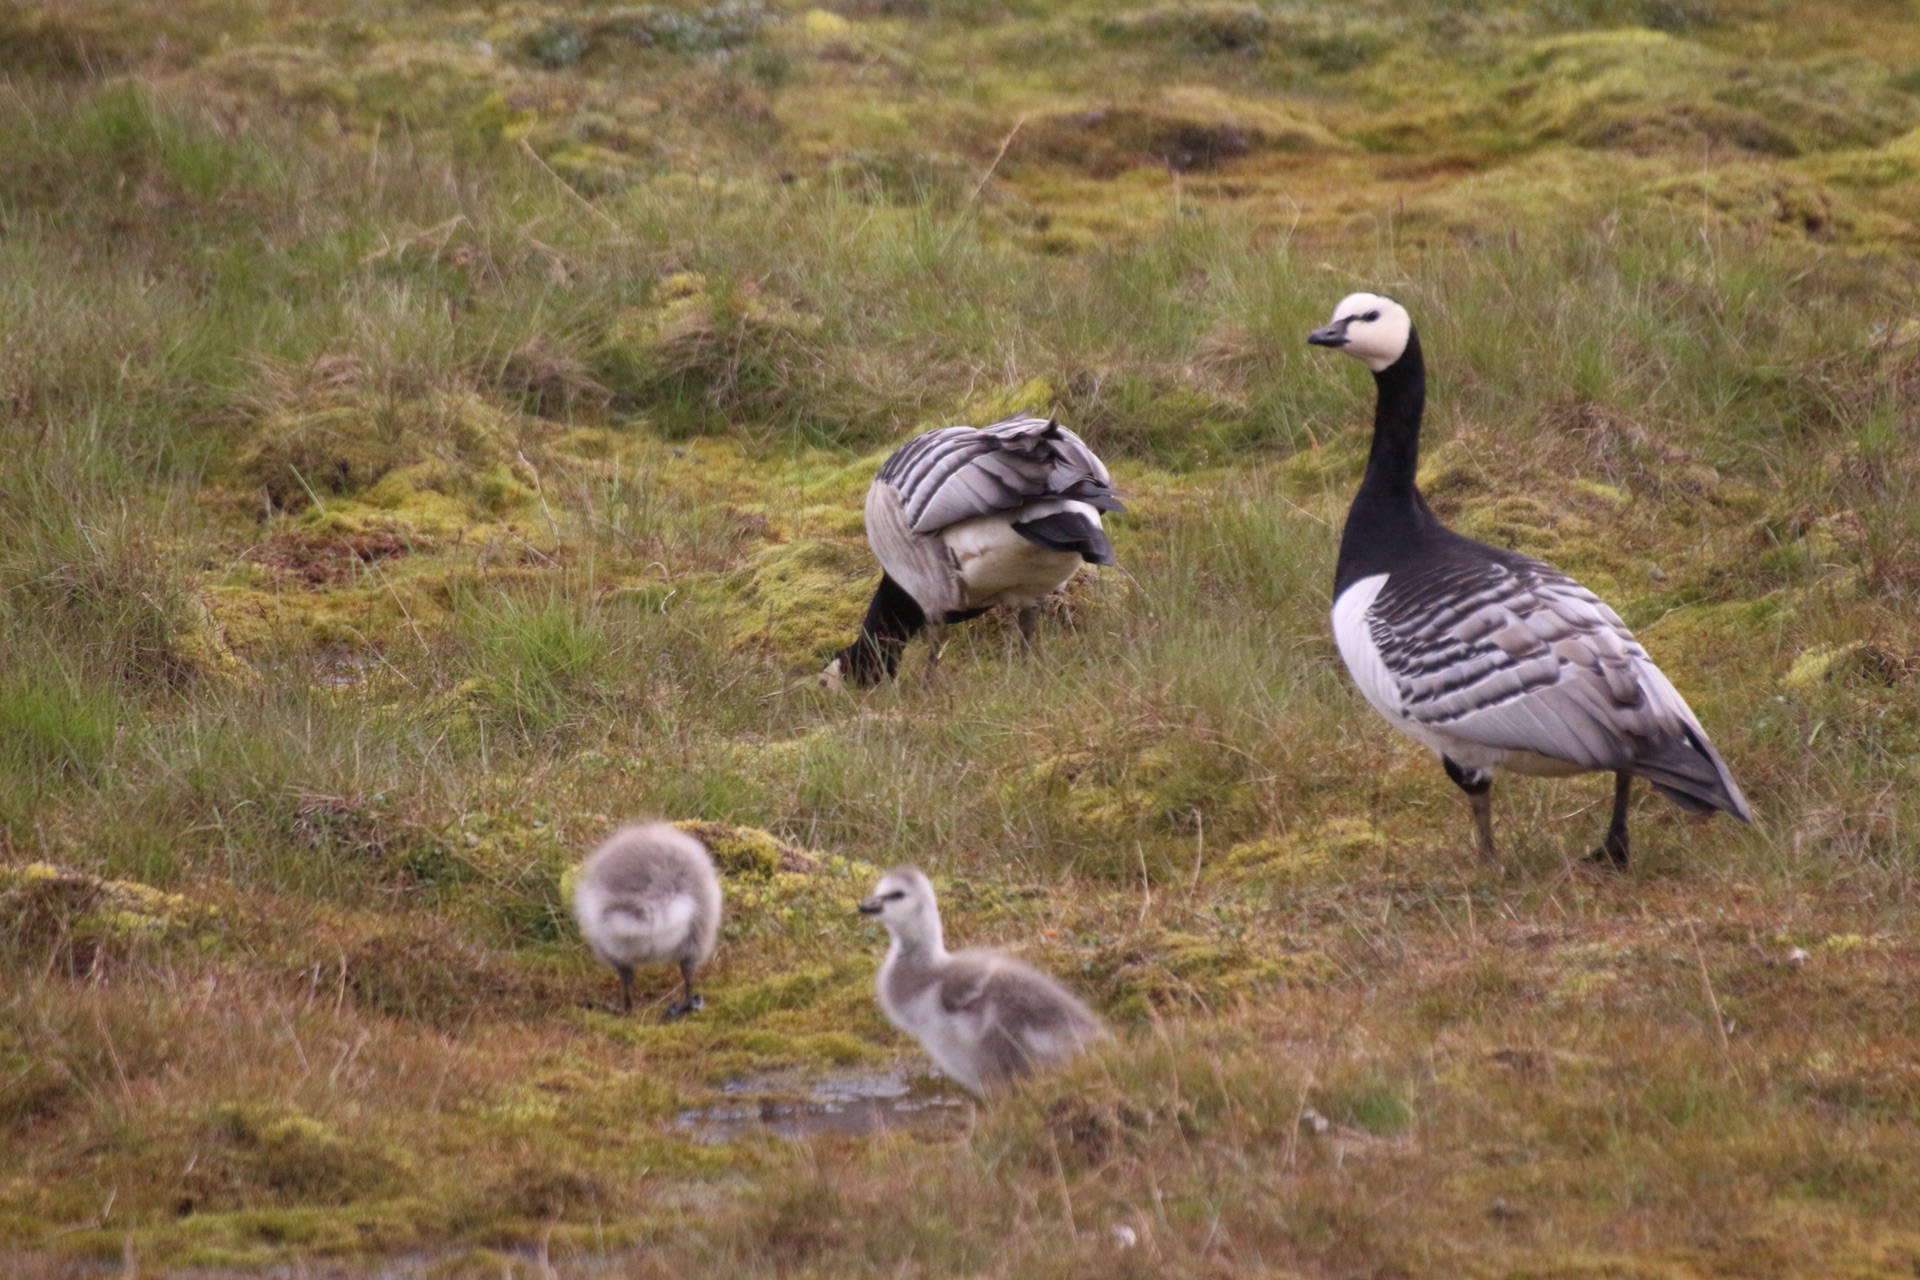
xmin=957 ymin=376 xmax=1056 ymax=427
xmin=1023 ymin=739 xmax=1258 ymax=871
xmin=1818 ymin=126 xmax=1920 ymax=191
xmin=1094 ymin=5 xmax=1393 ymax=72
xmin=714 ymin=535 xmax=870 ymax=661
xmin=597 ymin=272 xmax=833 ymax=437
xmin=229 ymin=387 xmax=526 ymax=517
xmin=1640 ymin=164 xmax=1862 ymax=240
xmin=673 ymin=820 xmax=822 ymax=876
xmin=1013 ymin=87 xmax=1341 ymax=179
xmin=1221 ymin=817 xmax=1383 ymax=881
xmin=1784 ymin=642 xmax=1903 ymax=692
xmin=0 ymin=863 xmax=218 ymax=972
xmin=1088 ymin=925 xmax=1329 ymax=1019
xmin=182 ymin=1105 xmax=405 ymax=1211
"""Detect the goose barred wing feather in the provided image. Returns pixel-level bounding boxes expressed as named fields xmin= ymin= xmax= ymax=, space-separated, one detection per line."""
xmin=877 ymin=415 xmax=1122 ymax=536
xmin=1369 ymin=554 xmax=1751 ymax=819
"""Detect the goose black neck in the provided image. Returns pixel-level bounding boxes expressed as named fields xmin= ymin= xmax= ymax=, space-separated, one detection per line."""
xmin=1334 ymin=326 xmax=1442 ymax=595
xmin=836 ymin=573 xmax=924 ymax=685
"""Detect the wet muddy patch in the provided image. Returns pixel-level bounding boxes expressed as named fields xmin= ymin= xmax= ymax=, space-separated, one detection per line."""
xmin=674 ymin=1069 xmax=968 ymax=1144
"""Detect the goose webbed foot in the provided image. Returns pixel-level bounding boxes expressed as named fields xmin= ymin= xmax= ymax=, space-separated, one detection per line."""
xmin=664 ymin=994 xmax=705 ymax=1022
xmin=1585 ymin=841 xmax=1629 ymax=870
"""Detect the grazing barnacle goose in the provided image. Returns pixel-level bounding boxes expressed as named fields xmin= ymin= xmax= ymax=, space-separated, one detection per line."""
xmin=573 ymin=823 xmax=722 ymax=1019
xmin=1308 ymin=293 xmax=1752 ymax=868
xmin=859 ymin=866 xmax=1106 ymax=1096
xmin=823 ymin=414 xmax=1123 ymax=686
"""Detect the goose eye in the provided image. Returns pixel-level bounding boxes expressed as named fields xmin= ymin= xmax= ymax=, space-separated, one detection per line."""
xmin=883 ymin=890 xmax=906 ymax=901
xmin=1362 ymin=311 xmax=1381 ymax=322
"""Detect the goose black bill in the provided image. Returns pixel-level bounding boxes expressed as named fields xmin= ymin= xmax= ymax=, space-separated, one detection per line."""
xmin=1307 ymin=320 xmax=1351 ymax=348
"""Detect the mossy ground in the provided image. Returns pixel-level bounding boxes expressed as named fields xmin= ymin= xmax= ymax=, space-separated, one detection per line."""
xmin=3 ymin=0 xmax=1920 ymax=1276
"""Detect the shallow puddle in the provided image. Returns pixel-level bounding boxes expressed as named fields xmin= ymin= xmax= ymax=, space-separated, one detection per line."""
xmin=673 ymin=1068 xmax=968 ymax=1143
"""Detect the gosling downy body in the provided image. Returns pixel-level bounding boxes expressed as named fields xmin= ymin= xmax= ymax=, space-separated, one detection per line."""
xmin=573 ymin=823 xmax=722 ymax=1018
xmin=858 ymin=866 xmax=1106 ymax=1095
xmin=1308 ymin=292 xmax=1751 ymax=867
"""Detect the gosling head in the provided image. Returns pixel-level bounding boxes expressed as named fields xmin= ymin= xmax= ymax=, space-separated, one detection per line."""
xmin=858 ymin=865 xmax=941 ymax=947
xmin=1307 ymin=292 xmax=1413 ymax=373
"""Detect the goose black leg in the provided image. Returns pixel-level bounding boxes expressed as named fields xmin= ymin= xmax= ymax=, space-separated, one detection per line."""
xmin=1443 ymin=756 xmax=1498 ymax=863
xmin=1015 ymin=605 xmax=1040 ymax=651
xmin=617 ymin=964 xmax=635 ymax=1016
xmin=1588 ymin=772 xmax=1632 ymax=870
xmin=665 ymin=957 xmax=704 ymax=1022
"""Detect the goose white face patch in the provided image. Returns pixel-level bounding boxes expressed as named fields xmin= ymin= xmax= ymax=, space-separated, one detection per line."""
xmin=1318 ymin=292 xmax=1412 ymax=372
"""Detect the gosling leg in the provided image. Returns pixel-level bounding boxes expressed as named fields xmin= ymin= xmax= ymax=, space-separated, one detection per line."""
xmin=666 ymin=957 xmax=704 ymax=1022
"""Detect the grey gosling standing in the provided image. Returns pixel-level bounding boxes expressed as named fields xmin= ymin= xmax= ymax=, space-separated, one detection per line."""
xmin=1308 ymin=292 xmax=1752 ymax=868
xmin=573 ymin=823 xmax=722 ymax=1019
xmin=824 ymin=414 xmax=1124 ymax=686
xmin=858 ymin=866 xmax=1106 ymax=1096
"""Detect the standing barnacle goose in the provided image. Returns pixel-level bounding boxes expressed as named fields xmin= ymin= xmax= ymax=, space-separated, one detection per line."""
xmin=823 ymin=414 xmax=1123 ymax=686
xmin=1308 ymin=293 xmax=1751 ymax=867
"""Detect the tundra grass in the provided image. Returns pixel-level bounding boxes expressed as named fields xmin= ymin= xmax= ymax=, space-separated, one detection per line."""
xmin=3 ymin=1 xmax=1920 ymax=1276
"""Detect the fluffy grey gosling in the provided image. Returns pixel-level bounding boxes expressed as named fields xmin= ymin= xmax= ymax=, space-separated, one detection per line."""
xmin=858 ymin=866 xmax=1106 ymax=1096
xmin=573 ymin=823 xmax=722 ymax=1020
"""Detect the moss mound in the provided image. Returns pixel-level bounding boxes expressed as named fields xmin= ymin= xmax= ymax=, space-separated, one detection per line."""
xmin=715 ymin=535 xmax=871 ymax=662
xmin=1503 ymin=31 xmax=1919 ymax=161
xmin=1015 ymin=87 xmax=1340 ymax=178
xmin=230 ymin=377 xmax=535 ymax=519
xmin=340 ymin=928 xmax=570 ymax=1028
xmin=0 ymin=863 xmax=216 ymax=975
xmin=181 ymin=1105 xmax=403 ymax=1211
xmin=1086 ymin=925 xmax=1328 ymax=1018
xmin=673 ymin=820 xmax=823 ymax=876
xmin=598 ymin=271 xmax=835 ymax=436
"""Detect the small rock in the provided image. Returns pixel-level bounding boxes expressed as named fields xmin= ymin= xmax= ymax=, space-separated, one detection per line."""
xmin=1111 ymin=1224 xmax=1138 ymax=1250
xmin=1786 ymin=947 xmax=1808 ymax=967
xmin=1299 ymin=1107 xmax=1330 ymax=1135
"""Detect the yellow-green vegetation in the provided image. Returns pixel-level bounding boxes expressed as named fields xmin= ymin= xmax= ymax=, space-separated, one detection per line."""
xmin=3 ymin=0 xmax=1919 ymax=1275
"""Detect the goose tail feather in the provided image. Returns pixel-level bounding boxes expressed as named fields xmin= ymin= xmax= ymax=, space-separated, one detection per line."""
xmin=1634 ymin=723 xmax=1753 ymax=823
xmin=1011 ymin=510 xmax=1116 ymax=565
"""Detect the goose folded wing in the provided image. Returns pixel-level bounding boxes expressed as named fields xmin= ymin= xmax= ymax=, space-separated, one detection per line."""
xmin=946 ymin=961 xmax=1093 ymax=1067
xmin=1368 ymin=558 xmax=1694 ymax=769
xmin=879 ymin=417 xmax=1123 ymax=536
xmin=933 ymin=958 xmax=1004 ymax=1044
